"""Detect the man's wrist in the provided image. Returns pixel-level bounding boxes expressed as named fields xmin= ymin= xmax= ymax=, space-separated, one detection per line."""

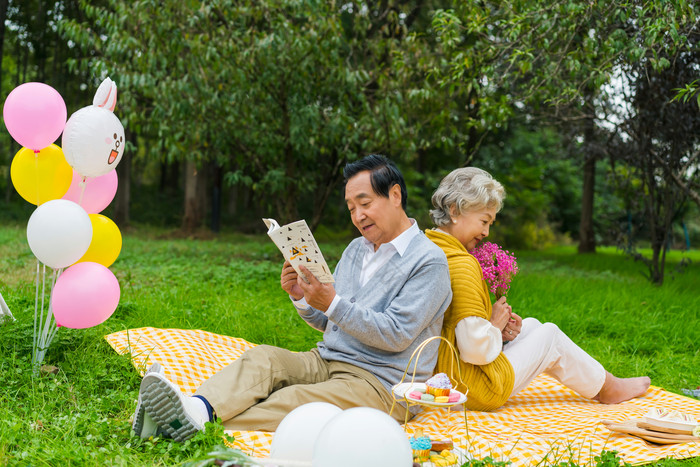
xmin=291 ymin=295 xmax=309 ymax=309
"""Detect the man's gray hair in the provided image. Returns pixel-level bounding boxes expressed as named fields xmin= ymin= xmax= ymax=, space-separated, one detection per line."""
xmin=430 ymin=167 xmax=505 ymax=227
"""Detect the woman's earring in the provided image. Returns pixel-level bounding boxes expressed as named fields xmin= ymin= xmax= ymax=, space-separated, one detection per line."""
xmin=451 ymin=218 xmax=457 ymax=224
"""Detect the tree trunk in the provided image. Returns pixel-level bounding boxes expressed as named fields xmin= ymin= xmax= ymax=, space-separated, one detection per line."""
xmin=0 ymin=0 xmax=8 ymax=90
xmin=276 ymin=89 xmax=298 ymax=223
xmin=1 ymin=0 xmax=9 ymax=204
xmin=211 ymin=163 xmax=222 ymax=233
xmin=113 ymin=150 xmax=132 ymax=228
xmin=578 ymin=154 xmax=596 ymax=253
xmin=310 ymin=151 xmax=345 ymax=231
xmin=182 ymin=160 xmax=207 ymax=233
xmin=159 ymin=159 xmax=180 ymax=194
xmin=578 ymin=98 xmax=598 ymax=254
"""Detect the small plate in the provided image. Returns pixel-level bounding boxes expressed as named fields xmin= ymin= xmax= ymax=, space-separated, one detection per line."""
xmin=392 ymin=382 xmax=466 ymax=407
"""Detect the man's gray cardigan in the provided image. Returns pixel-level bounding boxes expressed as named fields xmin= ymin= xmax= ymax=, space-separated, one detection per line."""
xmin=297 ymin=229 xmax=452 ymax=397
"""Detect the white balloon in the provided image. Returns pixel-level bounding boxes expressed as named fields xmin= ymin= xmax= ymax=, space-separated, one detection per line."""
xmin=270 ymin=402 xmax=343 ymax=462
xmin=312 ymin=407 xmax=412 ymax=467
xmin=62 ymin=105 xmax=125 ymax=178
xmin=27 ymin=199 xmax=92 ymax=269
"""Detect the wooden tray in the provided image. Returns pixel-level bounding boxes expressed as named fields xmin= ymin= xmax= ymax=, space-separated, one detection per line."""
xmin=638 ymin=420 xmax=695 ymax=435
xmin=602 ymin=419 xmax=700 ymax=445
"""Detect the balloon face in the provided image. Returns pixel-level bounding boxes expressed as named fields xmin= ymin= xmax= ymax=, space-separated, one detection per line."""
xmin=10 ymin=144 xmax=73 ymax=205
xmin=51 ymin=262 xmax=120 ymax=329
xmin=2 ymin=82 xmax=67 ymax=151
xmin=270 ymin=403 xmax=343 ymax=461
xmin=75 ymin=214 xmax=122 ymax=268
xmin=62 ymin=106 xmax=125 ymax=178
xmin=312 ymin=407 xmax=412 ymax=467
xmin=62 ymin=169 xmax=118 ymax=214
xmin=26 ymin=199 xmax=93 ymax=269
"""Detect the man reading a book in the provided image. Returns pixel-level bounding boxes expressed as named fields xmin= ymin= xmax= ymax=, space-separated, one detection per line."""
xmin=133 ymin=154 xmax=452 ymax=441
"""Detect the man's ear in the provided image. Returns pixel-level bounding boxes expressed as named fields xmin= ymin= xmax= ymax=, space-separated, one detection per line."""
xmin=389 ymin=183 xmax=402 ymax=207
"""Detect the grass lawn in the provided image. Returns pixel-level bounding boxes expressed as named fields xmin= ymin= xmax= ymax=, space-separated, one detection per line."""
xmin=0 ymin=223 xmax=698 ymax=466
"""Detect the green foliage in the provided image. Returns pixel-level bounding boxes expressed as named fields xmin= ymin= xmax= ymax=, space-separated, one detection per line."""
xmin=593 ymin=450 xmax=631 ymax=467
xmin=472 ymin=127 xmax=580 ymax=249
xmin=58 ymin=0 xmax=469 ymax=225
xmin=460 ymin=455 xmax=511 ymax=466
xmin=432 ymin=1 xmax=699 ymax=118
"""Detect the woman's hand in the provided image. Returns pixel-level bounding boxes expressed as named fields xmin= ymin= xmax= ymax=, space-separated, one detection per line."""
xmin=502 ymin=312 xmax=522 ymax=342
xmin=490 ymin=296 xmax=511 ymax=331
xmin=280 ymin=261 xmax=304 ymax=300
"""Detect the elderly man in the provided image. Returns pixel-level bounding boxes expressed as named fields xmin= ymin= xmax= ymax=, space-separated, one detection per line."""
xmin=134 ymin=154 xmax=452 ymax=441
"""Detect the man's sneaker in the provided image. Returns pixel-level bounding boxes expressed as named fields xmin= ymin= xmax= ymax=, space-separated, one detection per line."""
xmin=131 ymin=363 xmax=169 ymax=439
xmin=140 ymin=371 xmax=208 ymax=442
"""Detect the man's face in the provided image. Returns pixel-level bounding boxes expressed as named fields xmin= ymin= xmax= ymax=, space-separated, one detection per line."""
xmin=345 ymin=170 xmax=403 ymax=248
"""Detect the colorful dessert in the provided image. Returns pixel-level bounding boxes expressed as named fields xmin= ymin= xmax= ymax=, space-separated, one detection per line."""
xmin=430 ymin=449 xmax=459 ymax=466
xmin=409 ymin=428 xmax=431 ymax=462
xmin=425 ymin=373 xmax=452 ymax=397
xmin=431 ymin=439 xmax=454 ymax=451
xmin=408 ymin=390 xmax=423 ymax=400
xmin=435 ymin=396 xmax=449 ymax=403
xmin=420 ymin=393 xmax=435 ymax=402
xmin=447 ymin=390 xmax=461 ymax=403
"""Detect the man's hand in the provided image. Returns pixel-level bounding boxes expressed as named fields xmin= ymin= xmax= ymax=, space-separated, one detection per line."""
xmin=280 ymin=261 xmax=304 ymax=301
xmin=297 ymin=265 xmax=336 ymax=312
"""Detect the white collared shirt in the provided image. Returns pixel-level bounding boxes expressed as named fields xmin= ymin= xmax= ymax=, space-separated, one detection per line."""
xmin=292 ymin=219 xmax=420 ymax=313
xmin=358 ymin=218 xmax=418 ymax=287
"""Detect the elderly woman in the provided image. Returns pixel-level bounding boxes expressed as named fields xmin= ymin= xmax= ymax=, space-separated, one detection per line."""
xmin=424 ymin=167 xmax=650 ymax=411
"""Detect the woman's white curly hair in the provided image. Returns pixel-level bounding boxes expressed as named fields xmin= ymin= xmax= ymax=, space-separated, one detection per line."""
xmin=430 ymin=167 xmax=505 ymax=227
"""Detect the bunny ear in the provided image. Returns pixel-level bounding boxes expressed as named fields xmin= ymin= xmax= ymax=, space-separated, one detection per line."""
xmin=93 ymin=77 xmax=118 ymax=112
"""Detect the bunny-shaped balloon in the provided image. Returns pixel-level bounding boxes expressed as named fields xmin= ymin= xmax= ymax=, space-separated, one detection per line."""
xmin=62 ymin=77 xmax=126 ymax=178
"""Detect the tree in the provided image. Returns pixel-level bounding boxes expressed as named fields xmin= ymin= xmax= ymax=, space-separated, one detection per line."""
xmin=424 ymin=1 xmax=699 ymax=252
xmin=1 ymin=0 xmax=95 ymax=205
xmin=610 ymin=33 xmax=700 ymax=284
xmin=60 ymin=0 xmax=476 ymax=231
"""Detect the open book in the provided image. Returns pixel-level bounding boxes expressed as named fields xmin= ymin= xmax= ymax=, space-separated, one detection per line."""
xmin=263 ymin=218 xmax=334 ymax=284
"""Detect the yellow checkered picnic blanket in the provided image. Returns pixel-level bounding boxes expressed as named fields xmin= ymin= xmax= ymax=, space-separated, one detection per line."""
xmin=105 ymin=327 xmax=700 ymax=466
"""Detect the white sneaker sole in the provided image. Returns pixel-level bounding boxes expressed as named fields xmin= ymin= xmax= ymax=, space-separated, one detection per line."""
xmin=140 ymin=372 xmax=205 ymax=442
xmin=131 ymin=363 xmax=167 ymax=439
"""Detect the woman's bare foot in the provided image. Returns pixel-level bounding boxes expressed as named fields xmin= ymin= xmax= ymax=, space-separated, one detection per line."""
xmin=593 ymin=372 xmax=651 ymax=404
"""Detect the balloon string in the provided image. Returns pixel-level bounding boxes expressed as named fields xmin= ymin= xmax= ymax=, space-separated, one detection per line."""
xmin=36 ymin=268 xmax=60 ymax=369
xmin=32 ymin=260 xmax=40 ymax=373
xmin=34 ymin=151 xmax=41 ymax=206
xmin=78 ymin=176 xmax=87 ymax=207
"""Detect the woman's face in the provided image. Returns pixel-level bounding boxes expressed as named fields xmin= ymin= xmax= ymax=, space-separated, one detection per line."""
xmin=451 ymin=207 xmax=498 ymax=250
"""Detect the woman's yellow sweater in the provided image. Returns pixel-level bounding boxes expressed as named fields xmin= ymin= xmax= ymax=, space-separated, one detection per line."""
xmin=425 ymin=229 xmax=514 ymax=411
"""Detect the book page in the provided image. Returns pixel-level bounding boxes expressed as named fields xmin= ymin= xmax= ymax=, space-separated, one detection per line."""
xmin=263 ymin=218 xmax=335 ymax=284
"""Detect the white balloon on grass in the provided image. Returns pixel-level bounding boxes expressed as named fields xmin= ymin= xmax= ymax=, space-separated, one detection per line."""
xmin=62 ymin=77 xmax=125 ymax=178
xmin=312 ymin=407 xmax=412 ymax=467
xmin=270 ymin=402 xmax=343 ymax=462
xmin=26 ymin=199 xmax=92 ymax=269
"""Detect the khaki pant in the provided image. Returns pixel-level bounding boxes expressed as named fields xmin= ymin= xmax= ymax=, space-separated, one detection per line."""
xmin=195 ymin=345 xmax=409 ymax=431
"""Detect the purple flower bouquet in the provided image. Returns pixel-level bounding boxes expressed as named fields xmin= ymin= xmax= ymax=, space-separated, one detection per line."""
xmin=469 ymin=241 xmax=519 ymax=299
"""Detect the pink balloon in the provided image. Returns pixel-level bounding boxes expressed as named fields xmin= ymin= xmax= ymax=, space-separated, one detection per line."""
xmin=51 ymin=262 xmax=120 ymax=329
xmin=62 ymin=170 xmax=118 ymax=214
xmin=3 ymin=83 xmax=67 ymax=151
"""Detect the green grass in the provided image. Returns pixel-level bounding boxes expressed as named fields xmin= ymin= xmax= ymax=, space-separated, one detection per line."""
xmin=0 ymin=223 xmax=698 ymax=465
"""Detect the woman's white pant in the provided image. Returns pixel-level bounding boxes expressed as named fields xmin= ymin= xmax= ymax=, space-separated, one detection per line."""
xmin=502 ymin=318 xmax=606 ymax=399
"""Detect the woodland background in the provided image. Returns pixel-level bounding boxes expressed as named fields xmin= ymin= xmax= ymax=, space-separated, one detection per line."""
xmin=1 ymin=0 xmax=699 ymax=284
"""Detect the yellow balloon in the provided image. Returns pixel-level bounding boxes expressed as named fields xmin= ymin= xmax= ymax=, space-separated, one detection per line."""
xmin=75 ymin=214 xmax=122 ymax=268
xmin=10 ymin=144 xmax=73 ymax=205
